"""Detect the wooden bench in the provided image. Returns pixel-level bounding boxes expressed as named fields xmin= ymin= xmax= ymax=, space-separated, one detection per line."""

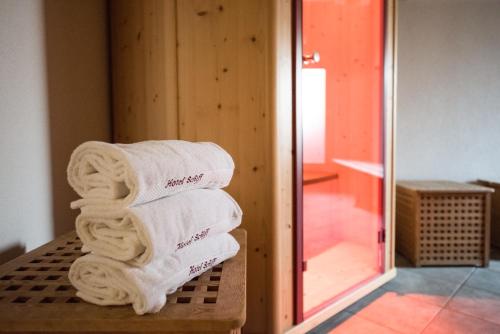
xmin=0 ymin=229 xmax=246 ymax=333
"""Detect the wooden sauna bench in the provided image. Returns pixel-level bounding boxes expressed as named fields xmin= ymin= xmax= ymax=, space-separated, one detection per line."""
xmin=303 ymin=171 xmax=338 ymax=186
xmin=0 ymin=229 xmax=247 ymax=334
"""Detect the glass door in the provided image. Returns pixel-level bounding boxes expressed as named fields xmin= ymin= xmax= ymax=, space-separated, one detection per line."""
xmin=295 ymin=0 xmax=386 ymax=320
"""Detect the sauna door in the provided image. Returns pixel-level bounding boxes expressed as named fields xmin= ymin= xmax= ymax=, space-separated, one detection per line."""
xmin=294 ymin=0 xmax=386 ymax=321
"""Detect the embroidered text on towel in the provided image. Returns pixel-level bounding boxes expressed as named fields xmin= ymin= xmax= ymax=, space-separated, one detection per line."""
xmin=176 ymin=228 xmax=211 ymax=250
xmin=165 ymin=173 xmax=204 ymax=189
xmin=189 ymin=257 xmax=218 ymax=276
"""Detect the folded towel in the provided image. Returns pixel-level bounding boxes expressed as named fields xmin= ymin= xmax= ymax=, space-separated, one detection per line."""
xmin=67 ymin=140 xmax=234 ymax=208
xmin=69 ymin=232 xmax=239 ymax=315
xmin=76 ymin=189 xmax=242 ymax=266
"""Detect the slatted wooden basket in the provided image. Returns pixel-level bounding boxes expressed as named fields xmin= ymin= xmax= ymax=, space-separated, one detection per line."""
xmin=0 ymin=229 xmax=246 ymax=333
xmin=396 ymin=181 xmax=493 ymax=267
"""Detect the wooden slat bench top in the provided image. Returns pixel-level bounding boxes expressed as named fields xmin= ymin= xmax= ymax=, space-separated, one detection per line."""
xmin=397 ymin=180 xmax=494 ymax=194
xmin=0 ymin=229 xmax=247 ymax=333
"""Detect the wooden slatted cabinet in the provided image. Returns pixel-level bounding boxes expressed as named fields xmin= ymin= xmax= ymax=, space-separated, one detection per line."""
xmin=396 ymin=180 xmax=493 ymax=267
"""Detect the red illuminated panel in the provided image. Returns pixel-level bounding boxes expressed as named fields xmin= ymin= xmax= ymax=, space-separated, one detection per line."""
xmin=301 ymin=0 xmax=385 ymax=317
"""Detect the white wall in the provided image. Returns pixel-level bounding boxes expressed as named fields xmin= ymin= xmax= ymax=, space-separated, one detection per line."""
xmin=397 ymin=0 xmax=500 ymax=182
xmin=0 ymin=0 xmax=52 ymax=262
xmin=0 ymin=0 xmax=111 ymax=263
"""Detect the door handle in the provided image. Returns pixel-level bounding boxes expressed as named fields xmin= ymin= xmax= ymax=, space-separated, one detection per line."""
xmin=302 ymin=51 xmax=320 ymax=65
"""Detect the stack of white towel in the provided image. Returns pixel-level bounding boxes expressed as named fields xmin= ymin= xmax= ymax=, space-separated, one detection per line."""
xmin=66 ymin=140 xmax=242 ymax=315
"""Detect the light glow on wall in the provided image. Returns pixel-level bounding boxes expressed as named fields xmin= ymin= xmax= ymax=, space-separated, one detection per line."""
xmin=302 ymin=68 xmax=326 ymax=164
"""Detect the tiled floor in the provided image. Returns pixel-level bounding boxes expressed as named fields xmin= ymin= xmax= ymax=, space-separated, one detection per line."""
xmin=308 ymin=247 xmax=500 ymax=334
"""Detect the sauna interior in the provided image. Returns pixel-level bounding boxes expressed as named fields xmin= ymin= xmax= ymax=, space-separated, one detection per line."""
xmin=0 ymin=0 xmax=397 ymax=333
xmin=299 ymin=0 xmax=386 ymax=318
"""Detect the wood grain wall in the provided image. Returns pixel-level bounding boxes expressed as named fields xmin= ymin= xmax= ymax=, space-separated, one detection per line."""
xmin=111 ymin=1 xmax=289 ymax=333
xmin=176 ymin=2 xmax=273 ymax=333
xmin=111 ymin=0 xmax=178 ymax=141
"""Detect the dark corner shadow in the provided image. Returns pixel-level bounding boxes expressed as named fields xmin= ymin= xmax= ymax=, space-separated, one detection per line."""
xmin=492 ymin=247 xmax=500 ymax=261
xmin=0 ymin=244 xmax=26 ymax=265
xmin=43 ymin=0 xmax=112 ymax=237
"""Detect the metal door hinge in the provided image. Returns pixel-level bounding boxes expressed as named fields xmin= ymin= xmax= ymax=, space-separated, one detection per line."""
xmin=302 ymin=260 xmax=308 ymax=272
xmin=378 ymin=229 xmax=386 ymax=244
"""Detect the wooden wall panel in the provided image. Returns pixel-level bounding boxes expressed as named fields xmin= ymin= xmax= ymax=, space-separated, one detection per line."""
xmin=111 ymin=1 xmax=278 ymax=332
xmin=111 ymin=0 xmax=178 ymax=142
xmin=176 ymin=1 xmax=272 ymax=333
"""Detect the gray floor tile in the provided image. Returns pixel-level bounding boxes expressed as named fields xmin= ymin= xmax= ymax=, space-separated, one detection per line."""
xmin=422 ymin=309 xmax=500 ymax=334
xmin=310 ymin=255 xmax=500 ymax=333
xmin=354 ymin=291 xmax=441 ymax=334
xmin=465 ymin=269 xmax=500 ymax=295
xmin=447 ymin=286 xmax=500 ymax=325
xmin=489 ymin=247 xmax=500 ymax=273
xmin=382 ymin=268 xmax=460 ymax=307
xmin=489 ymin=259 xmax=500 ymax=273
xmin=328 ymin=314 xmax=402 ymax=333
xmin=344 ymin=288 xmax=387 ymax=314
xmin=395 ymin=253 xmax=474 ymax=284
xmin=404 ymin=266 xmax=474 ymax=285
xmin=307 ymin=311 xmax=353 ymax=334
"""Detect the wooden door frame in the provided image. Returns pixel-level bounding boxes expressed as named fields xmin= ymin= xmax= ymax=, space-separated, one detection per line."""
xmin=290 ymin=0 xmax=397 ymax=328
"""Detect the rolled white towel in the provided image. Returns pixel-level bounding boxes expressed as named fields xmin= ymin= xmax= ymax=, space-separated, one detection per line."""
xmin=67 ymin=140 xmax=234 ymax=208
xmin=76 ymin=189 xmax=242 ymax=266
xmin=69 ymin=232 xmax=240 ymax=315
